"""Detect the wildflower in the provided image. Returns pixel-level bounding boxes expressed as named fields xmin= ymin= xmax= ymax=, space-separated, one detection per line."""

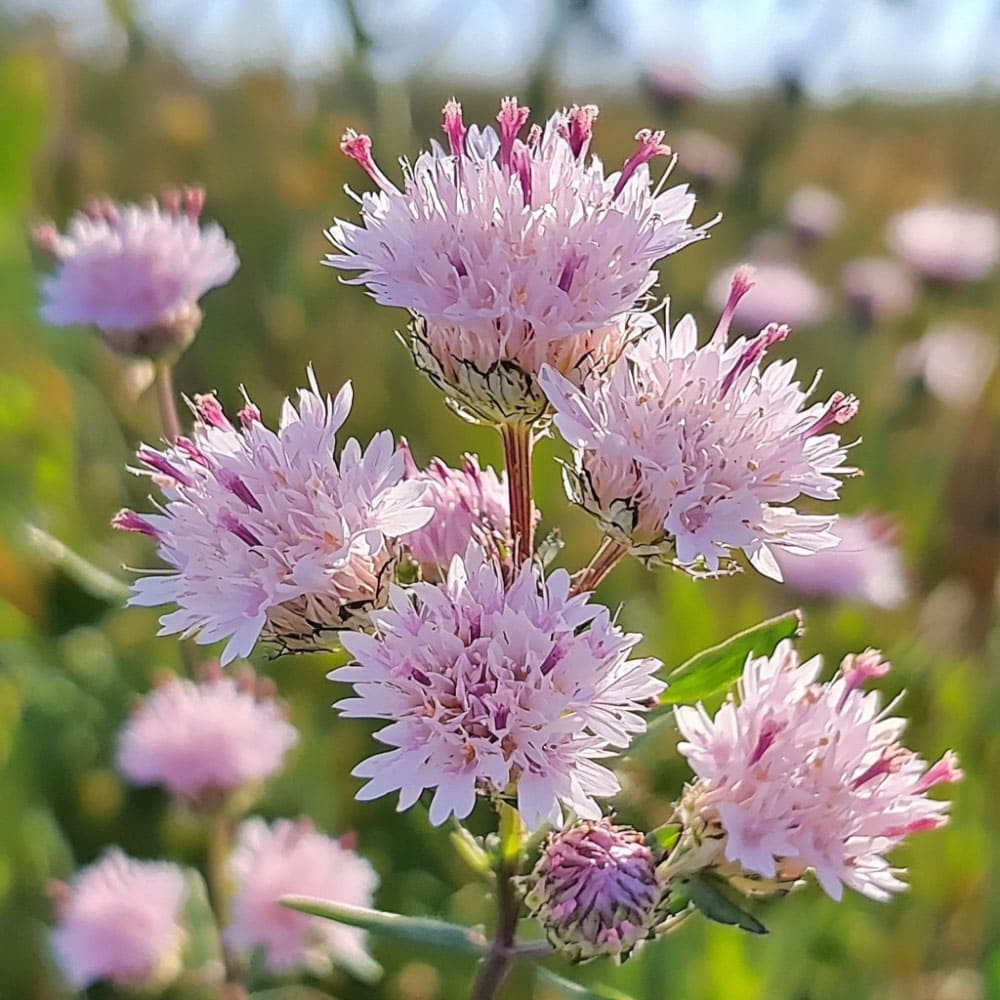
xmin=841 ymin=257 xmax=917 ymax=325
xmin=114 ymin=369 xmax=431 ymax=663
xmin=50 ymin=850 xmax=188 ymax=990
xmin=325 ymin=98 xmax=713 ymax=424
xmin=786 ymin=185 xmax=844 ymax=245
xmin=673 ymin=129 xmax=741 ymax=188
xmin=525 ymin=819 xmax=661 ymax=962
xmin=707 ymin=261 xmax=829 ymax=332
xmin=897 ymin=323 xmax=999 ymax=410
xmin=333 ymin=544 xmax=664 ymax=829
xmin=674 ymin=641 xmax=961 ymax=902
xmin=399 ymin=440 xmax=512 ymax=569
xmin=117 ymin=664 xmax=298 ymax=805
xmin=33 ymin=188 xmax=238 ymax=359
xmin=772 ymin=514 xmax=908 ymax=609
xmin=886 ymin=202 xmax=999 ymax=283
xmin=225 ymin=817 xmax=378 ymax=975
xmin=540 ymin=271 xmax=858 ymax=578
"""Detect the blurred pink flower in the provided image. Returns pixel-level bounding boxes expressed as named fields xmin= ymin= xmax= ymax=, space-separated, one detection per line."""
xmin=897 ymin=323 xmax=999 ymax=409
xmin=114 ymin=369 xmax=431 ymax=663
xmin=642 ymin=64 xmax=703 ymax=109
xmin=708 ymin=262 xmax=830 ymax=332
xmin=886 ymin=202 xmax=1000 ymax=283
xmin=50 ymin=849 xmax=188 ymax=990
xmin=326 ymin=98 xmax=713 ymax=423
xmin=34 ymin=188 xmax=238 ymax=358
xmin=540 ymin=273 xmax=858 ymax=578
xmin=398 ymin=440 xmax=511 ymax=569
xmin=333 ymin=544 xmax=664 ymax=829
xmin=226 ymin=817 xmax=378 ymax=974
xmin=841 ymin=257 xmax=917 ymax=325
xmin=117 ymin=665 xmax=298 ymax=803
xmin=525 ymin=819 xmax=660 ymax=962
xmin=772 ymin=514 xmax=908 ymax=609
xmin=786 ymin=185 xmax=844 ymax=244
xmin=676 ymin=641 xmax=961 ymax=902
xmin=673 ymin=129 xmax=741 ymax=188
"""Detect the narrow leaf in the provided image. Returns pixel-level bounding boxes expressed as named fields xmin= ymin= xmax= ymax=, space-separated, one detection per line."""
xmin=658 ymin=610 xmax=802 ymax=707
xmin=281 ymin=896 xmax=487 ymax=955
xmin=682 ymin=874 xmax=768 ymax=935
xmin=536 ymin=967 xmax=636 ymax=1000
xmin=450 ymin=825 xmax=492 ymax=877
xmin=498 ymin=801 xmax=526 ymax=865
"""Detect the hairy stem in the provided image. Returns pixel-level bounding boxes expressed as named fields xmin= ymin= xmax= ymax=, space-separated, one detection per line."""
xmin=154 ymin=362 xmax=182 ymax=442
xmin=571 ymin=536 xmax=629 ymax=595
xmin=469 ymin=861 xmax=519 ymax=1000
xmin=500 ymin=421 xmax=535 ymax=564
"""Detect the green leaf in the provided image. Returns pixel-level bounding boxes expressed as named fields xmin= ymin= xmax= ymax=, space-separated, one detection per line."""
xmin=281 ymin=896 xmax=487 ymax=955
xmin=498 ymin=800 xmax=526 ymax=865
xmin=450 ymin=825 xmax=492 ymax=877
xmin=536 ymin=967 xmax=636 ymax=1000
xmin=645 ymin=824 xmax=680 ymax=853
xmin=681 ymin=874 xmax=768 ymax=935
xmin=657 ymin=610 xmax=803 ymax=707
xmin=178 ymin=869 xmax=224 ymax=980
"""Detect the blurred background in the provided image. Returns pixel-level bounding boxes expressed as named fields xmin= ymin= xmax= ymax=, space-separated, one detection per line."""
xmin=1 ymin=1 xmax=998 ymax=998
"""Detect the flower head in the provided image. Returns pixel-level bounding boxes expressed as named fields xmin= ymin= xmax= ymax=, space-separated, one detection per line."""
xmin=707 ymin=261 xmax=829 ymax=332
xmin=333 ymin=545 xmax=664 ymax=829
xmin=841 ymin=257 xmax=917 ymax=325
xmin=115 ymin=369 xmax=431 ymax=663
xmin=772 ymin=513 xmax=908 ymax=609
xmin=897 ymin=322 xmax=999 ymax=410
xmin=525 ymin=819 xmax=661 ymax=962
xmin=675 ymin=641 xmax=961 ymax=902
xmin=886 ymin=202 xmax=999 ymax=283
xmin=117 ymin=664 xmax=298 ymax=804
xmin=50 ymin=850 xmax=188 ymax=990
xmin=786 ymin=185 xmax=844 ymax=244
xmin=225 ymin=817 xmax=378 ymax=975
xmin=398 ymin=440 xmax=512 ymax=570
xmin=540 ymin=275 xmax=858 ymax=578
xmin=34 ymin=188 xmax=238 ymax=358
xmin=325 ymin=98 xmax=713 ymax=424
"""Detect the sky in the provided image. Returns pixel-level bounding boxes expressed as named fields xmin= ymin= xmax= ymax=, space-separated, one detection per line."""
xmin=7 ymin=0 xmax=1000 ymax=100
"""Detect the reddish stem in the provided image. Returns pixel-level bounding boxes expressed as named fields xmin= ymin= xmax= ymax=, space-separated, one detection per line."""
xmin=500 ymin=422 xmax=535 ymax=564
xmin=571 ymin=537 xmax=629 ymax=595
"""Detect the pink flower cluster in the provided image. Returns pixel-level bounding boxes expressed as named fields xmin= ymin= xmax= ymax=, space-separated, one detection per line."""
xmin=117 ymin=665 xmax=298 ymax=803
xmin=226 ymin=817 xmax=378 ymax=974
xmin=114 ymin=369 xmax=431 ymax=663
xmin=540 ymin=272 xmax=858 ymax=577
xmin=325 ymin=98 xmax=713 ymax=423
xmin=50 ymin=850 xmax=188 ymax=990
xmin=34 ymin=188 xmax=238 ymax=357
xmin=676 ymin=641 xmax=961 ymax=901
xmin=399 ymin=440 xmax=511 ymax=569
xmin=334 ymin=545 xmax=664 ymax=829
xmin=525 ymin=819 xmax=661 ymax=962
xmin=886 ymin=202 xmax=999 ymax=283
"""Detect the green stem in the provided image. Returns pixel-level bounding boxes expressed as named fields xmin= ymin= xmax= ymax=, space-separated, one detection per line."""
xmin=154 ymin=362 xmax=182 ymax=442
xmin=204 ymin=812 xmax=242 ymax=986
xmin=500 ymin=421 xmax=534 ymax=564
xmin=571 ymin=536 xmax=629 ymax=595
xmin=469 ymin=860 xmax=519 ymax=1000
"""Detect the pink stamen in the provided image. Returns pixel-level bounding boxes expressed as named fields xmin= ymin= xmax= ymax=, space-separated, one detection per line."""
xmin=882 ymin=817 xmax=944 ymax=838
xmin=31 ymin=223 xmax=62 ymax=257
xmin=510 ymin=140 xmax=533 ymax=205
xmin=138 ymin=447 xmax=193 ymax=486
xmin=161 ymin=189 xmax=182 ymax=215
xmin=719 ymin=322 xmax=789 ymax=398
xmin=838 ymin=649 xmax=890 ymax=707
xmin=749 ymin=718 xmax=782 ymax=765
xmin=496 ymin=96 xmax=531 ymax=172
xmin=711 ymin=264 xmax=756 ymax=344
xmin=194 ymin=393 xmax=233 ymax=431
xmin=557 ymin=250 xmax=586 ymax=294
xmin=803 ymin=392 xmax=859 ymax=438
xmin=175 ymin=436 xmax=210 ymax=467
xmin=441 ymin=99 xmax=467 ymax=157
xmin=565 ymin=104 xmax=599 ymax=158
xmin=613 ymin=128 xmax=671 ymax=199
xmin=397 ymin=437 xmax=420 ymax=478
xmin=218 ymin=470 xmax=262 ymax=512
xmin=339 ymin=129 xmax=396 ymax=194
xmin=851 ymin=747 xmax=909 ymax=790
xmin=220 ymin=512 xmax=261 ymax=547
xmin=112 ymin=509 xmax=160 ymax=539
xmin=182 ymin=186 xmax=205 ymax=221
xmin=237 ymin=402 xmax=261 ymax=427
xmin=915 ymin=750 xmax=963 ymax=792
xmin=84 ymin=197 xmax=119 ymax=224
xmin=526 ymin=123 xmax=542 ymax=149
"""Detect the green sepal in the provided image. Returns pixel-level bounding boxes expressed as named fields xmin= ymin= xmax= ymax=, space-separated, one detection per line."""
xmin=280 ymin=897 xmax=487 ymax=955
xmin=450 ymin=824 xmax=492 ymax=877
xmin=645 ymin=824 xmax=680 ymax=854
xmin=536 ymin=967 xmax=636 ymax=1000
xmin=657 ymin=610 xmax=803 ymax=708
xmin=680 ymin=873 xmax=768 ymax=935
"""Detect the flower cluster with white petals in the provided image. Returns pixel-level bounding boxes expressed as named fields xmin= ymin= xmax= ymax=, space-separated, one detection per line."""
xmin=325 ymin=98 xmax=713 ymax=423
xmin=34 ymin=188 xmax=238 ymax=357
xmin=675 ymin=641 xmax=961 ymax=902
xmin=226 ymin=817 xmax=379 ymax=975
xmin=540 ymin=271 xmax=859 ymax=577
xmin=114 ymin=369 xmax=431 ymax=663
xmin=117 ymin=665 xmax=298 ymax=803
xmin=333 ymin=545 xmax=665 ymax=829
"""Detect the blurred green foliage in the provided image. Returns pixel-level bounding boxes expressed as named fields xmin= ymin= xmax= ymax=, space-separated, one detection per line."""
xmin=1 ymin=11 xmax=998 ymax=1000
